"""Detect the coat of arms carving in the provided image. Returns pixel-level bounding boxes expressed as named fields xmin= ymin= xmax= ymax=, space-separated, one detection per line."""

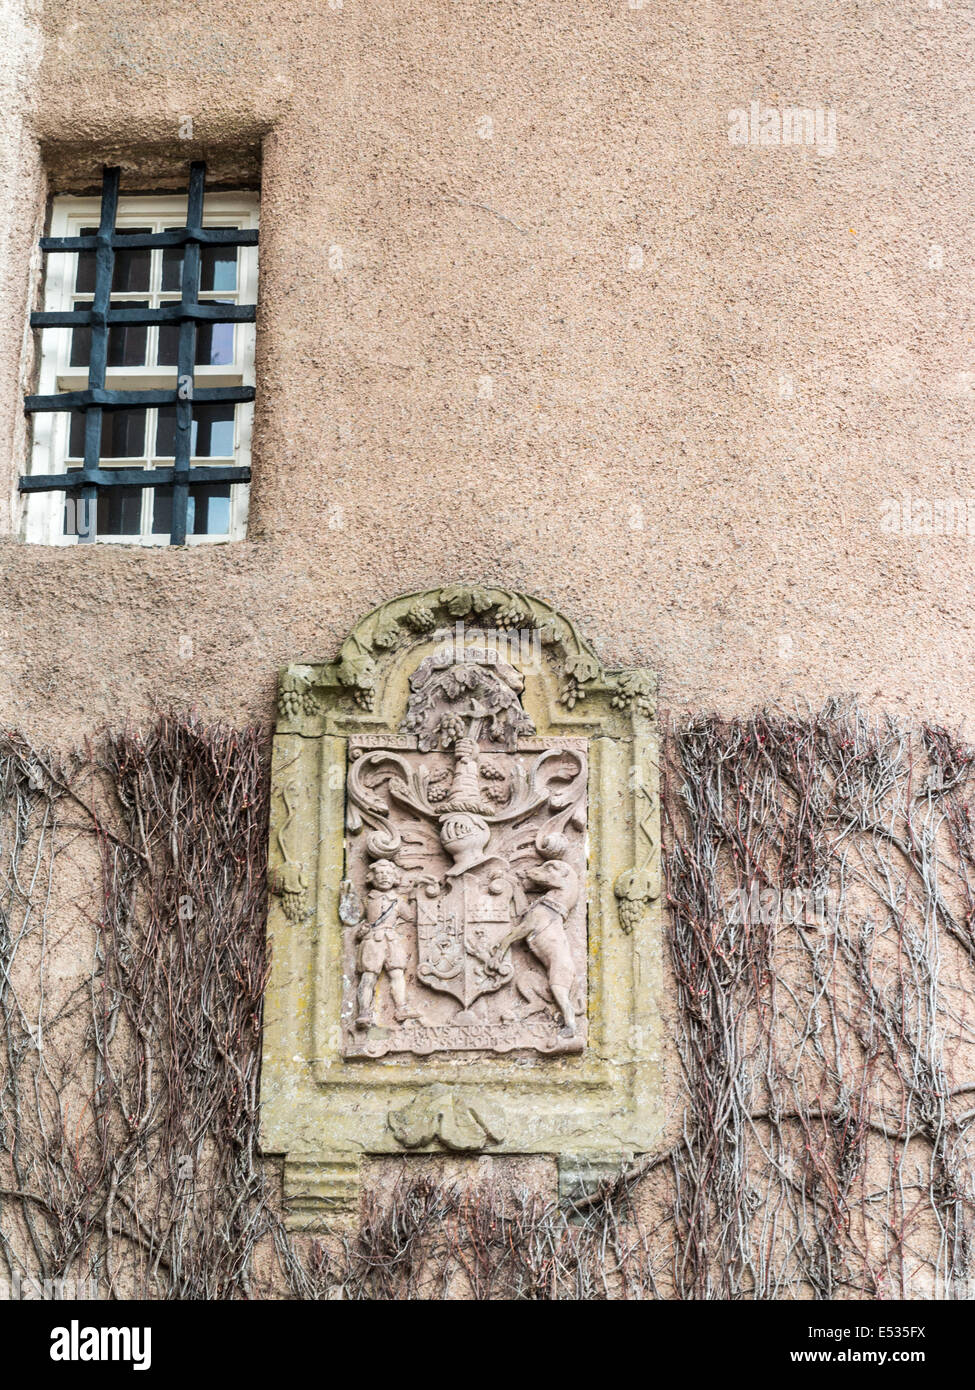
xmin=262 ymin=584 xmax=663 ymax=1225
xmin=339 ymin=647 xmax=588 ymax=1056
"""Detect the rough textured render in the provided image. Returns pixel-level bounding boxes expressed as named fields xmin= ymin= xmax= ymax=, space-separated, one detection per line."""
xmin=262 ymin=585 xmax=662 ymax=1224
xmin=0 ymin=2 xmax=973 ymax=742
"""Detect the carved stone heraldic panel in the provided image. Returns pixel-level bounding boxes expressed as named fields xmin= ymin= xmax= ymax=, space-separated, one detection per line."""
xmin=261 ymin=586 xmax=664 ymax=1225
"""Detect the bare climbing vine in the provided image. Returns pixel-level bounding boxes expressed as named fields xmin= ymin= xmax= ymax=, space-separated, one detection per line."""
xmin=664 ymin=700 xmax=975 ymax=1300
xmin=0 ymin=716 xmax=273 ymax=1298
xmin=1 ymin=701 xmax=973 ymax=1298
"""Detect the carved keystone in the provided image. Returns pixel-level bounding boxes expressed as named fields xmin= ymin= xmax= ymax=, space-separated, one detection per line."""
xmin=388 ymin=1085 xmax=507 ymax=1152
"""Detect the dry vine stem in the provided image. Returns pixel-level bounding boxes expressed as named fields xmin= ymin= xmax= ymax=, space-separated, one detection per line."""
xmin=665 ymin=700 xmax=975 ymax=1300
xmin=1 ymin=702 xmax=974 ymax=1298
xmin=0 ymin=716 xmax=274 ymax=1298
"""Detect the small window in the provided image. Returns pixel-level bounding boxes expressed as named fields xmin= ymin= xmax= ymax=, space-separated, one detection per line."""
xmin=22 ymin=164 xmax=258 ymax=545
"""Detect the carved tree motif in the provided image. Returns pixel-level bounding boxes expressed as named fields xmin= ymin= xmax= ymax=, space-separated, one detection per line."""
xmin=402 ymin=649 xmax=535 ymax=752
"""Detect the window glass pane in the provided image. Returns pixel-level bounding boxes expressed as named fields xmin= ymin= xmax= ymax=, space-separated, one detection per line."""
xmin=62 ymin=479 xmax=94 ymax=539
xmin=97 ymin=484 xmax=143 ymax=535
xmin=198 ymin=316 xmax=234 ymax=366
xmin=152 ymin=482 xmax=232 ymax=536
xmin=162 ymin=228 xmax=238 ymax=292
xmin=156 ymin=323 xmax=176 ymax=367
xmin=107 ymin=408 xmax=147 ymax=458
xmin=102 ymin=409 xmax=147 ymax=458
xmin=63 ymin=472 xmax=142 ymax=536
xmin=155 ymin=404 xmax=235 ymax=458
xmin=150 ymin=485 xmax=172 ymax=536
xmin=70 ymin=301 xmax=149 ymax=368
xmin=160 ymin=247 xmax=180 ymax=293
xmin=75 ymin=227 xmax=152 ymax=294
xmin=191 ymin=483 xmax=232 ymax=534
xmin=111 ymin=229 xmax=152 ymax=292
xmin=69 ymin=322 xmax=90 ymax=368
xmin=67 ymin=412 xmax=86 ymax=458
xmin=157 ymin=303 xmax=235 ymax=367
xmin=69 ymin=409 xmax=146 ymax=459
xmin=75 ymin=228 xmax=98 ymax=294
xmin=201 ymin=238 xmax=238 ymax=292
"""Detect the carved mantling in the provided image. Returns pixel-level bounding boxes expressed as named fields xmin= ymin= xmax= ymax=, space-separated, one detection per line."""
xmin=261 ymin=585 xmax=664 ymax=1228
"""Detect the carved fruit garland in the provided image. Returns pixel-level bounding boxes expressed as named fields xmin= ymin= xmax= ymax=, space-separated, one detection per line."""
xmin=276 ymin=585 xmax=655 ymax=720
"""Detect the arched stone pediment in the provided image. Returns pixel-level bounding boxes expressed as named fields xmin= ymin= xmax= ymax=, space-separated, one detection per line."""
xmin=276 ymin=582 xmax=655 ymax=740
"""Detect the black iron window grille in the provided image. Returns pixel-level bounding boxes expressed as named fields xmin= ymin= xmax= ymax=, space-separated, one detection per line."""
xmin=22 ymin=162 xmax=258 ymax=545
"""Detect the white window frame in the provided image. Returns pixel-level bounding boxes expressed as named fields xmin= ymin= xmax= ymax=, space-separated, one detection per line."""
xmin=23 ymin=190 xmax=259 ymax=546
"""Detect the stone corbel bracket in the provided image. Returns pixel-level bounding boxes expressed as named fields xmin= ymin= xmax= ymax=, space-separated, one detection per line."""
xmin=262 ymin=585 xmax=665 ymax=1229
